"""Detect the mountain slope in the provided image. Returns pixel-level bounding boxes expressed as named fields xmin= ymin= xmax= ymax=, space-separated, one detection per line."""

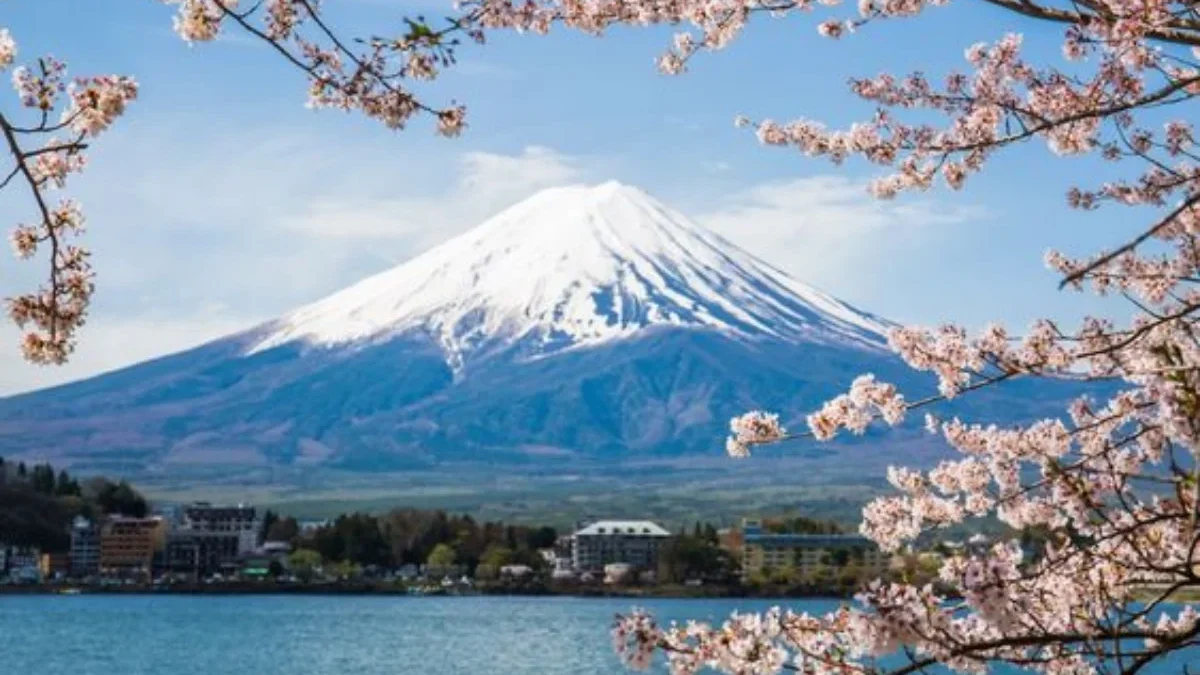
xmin=0 ymin=182 xmax=1088 ymax=494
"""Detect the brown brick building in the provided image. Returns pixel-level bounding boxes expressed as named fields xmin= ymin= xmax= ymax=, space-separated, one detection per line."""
xmin=100 ymin=516 xmax=166 ymax=579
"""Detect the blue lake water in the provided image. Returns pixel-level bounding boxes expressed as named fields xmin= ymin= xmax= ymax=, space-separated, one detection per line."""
xmin=0 ymin=594 xmax=1194 ymax=674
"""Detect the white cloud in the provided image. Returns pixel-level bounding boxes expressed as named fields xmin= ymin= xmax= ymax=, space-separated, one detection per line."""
xmin=280 ymin=145 xmax=584 ymax=250
xmin=0 ymin=139 xmax=590 ymax=396
xmin=694 ymin=175 xmax=987 ymax=299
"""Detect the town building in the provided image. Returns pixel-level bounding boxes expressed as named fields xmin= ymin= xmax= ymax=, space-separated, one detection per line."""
xmin=3 ymin=545 xmax=42 ymax=582
xmin=718 ymin=527 xmax=743 ymax=556
xmin=238 ymin=541 xmax=292 ymax=579
xmin=740 ymin=519 xmax=890 ymax=580
xmin=184 ymin=503 xmax=261 ymax=555
xmin=100 ymin=516 xmax=166 ymax=580
xmin=166 ymin=502 xmax=261 ymax=579
xmin=39 ymin=552 xmax=70 ymax=580
xmin=70 ymin=516 xmax=100 ymax=578
xmin=571 ymin=520 xmax=671 ymax=573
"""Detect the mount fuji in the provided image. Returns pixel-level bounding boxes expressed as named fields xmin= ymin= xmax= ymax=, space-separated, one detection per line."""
xmin=249 ymin=180 xmax=890 ymax=364
xmin=0 ymin=182 xmax=1083 ymax=504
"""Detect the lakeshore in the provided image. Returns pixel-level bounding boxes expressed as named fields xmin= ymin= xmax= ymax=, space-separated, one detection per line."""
xmin=0 ymin=579 xmax=856 ymax=599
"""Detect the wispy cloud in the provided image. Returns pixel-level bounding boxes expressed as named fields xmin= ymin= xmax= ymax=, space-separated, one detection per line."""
xmin=0 ymin=135 xmax=592 ymax=395
xmin=694 ymin=175 xmax=988 ymax=298
xmin=279 ymin=145 xmax=585 ymax=248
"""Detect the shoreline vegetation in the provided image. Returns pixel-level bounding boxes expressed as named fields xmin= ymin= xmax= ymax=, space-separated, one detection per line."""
xmin=8 ymin=582 xmax=1195 ymax=604
xmin=0 ymin=580 xmax=859 ymax=599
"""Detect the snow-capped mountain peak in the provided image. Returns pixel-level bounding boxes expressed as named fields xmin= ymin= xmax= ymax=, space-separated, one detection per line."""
xmin=249 ymin=181 xmax=890 ymax=364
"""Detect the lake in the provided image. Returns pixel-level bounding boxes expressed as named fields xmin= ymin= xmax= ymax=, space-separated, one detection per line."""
xmin=0 ymin=595 xmax=1194 ymax=674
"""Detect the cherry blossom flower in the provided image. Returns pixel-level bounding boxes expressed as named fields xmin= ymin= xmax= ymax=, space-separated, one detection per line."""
xmin=0 ymin=29 xmax=16 ymax=70
xmin=725 ymin=411 xmax=787 ymax=458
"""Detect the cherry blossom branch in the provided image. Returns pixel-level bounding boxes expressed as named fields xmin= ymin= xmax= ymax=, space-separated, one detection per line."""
xmin=1060 ymin=194 xmax=1200 ymax=289
xmin=171 ymin=0 xmax=472 ymax=134
xmin=0 ymin=34 xmax=137 ymax=362
xmin=978 ymin=0 xmax=1200 ymax=47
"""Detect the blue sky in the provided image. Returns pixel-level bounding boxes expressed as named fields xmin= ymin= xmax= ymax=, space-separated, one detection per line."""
xmin=0 ymin=0 xmax=1136 ymax=393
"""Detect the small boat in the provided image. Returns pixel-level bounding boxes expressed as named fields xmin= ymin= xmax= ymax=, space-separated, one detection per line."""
xmin=57 ymin=588 xmax=82 ymax=595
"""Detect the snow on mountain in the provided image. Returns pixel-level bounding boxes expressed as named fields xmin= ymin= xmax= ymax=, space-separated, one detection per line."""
xmin=249 ymin=181 xmax=890 ymax=368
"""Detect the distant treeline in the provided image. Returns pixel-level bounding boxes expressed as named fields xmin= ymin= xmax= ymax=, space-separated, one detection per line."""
xmin=265 ymin=509 xmax=561 ymax=578
xmin=0 ymin=456 xmax=149 ymax=552
xmin=267 ymin=512 xmax=762 ymax=585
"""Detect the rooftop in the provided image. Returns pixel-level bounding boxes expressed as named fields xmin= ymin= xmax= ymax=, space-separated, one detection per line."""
xmin=744 ymin=532 xmax=874 ymax=547
xmin=574 ymin=520 xmax=670 ymax=537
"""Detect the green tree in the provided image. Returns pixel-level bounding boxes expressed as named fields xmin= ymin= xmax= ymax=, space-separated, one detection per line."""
xmin=476 ymin=544 xmax=513 ymax=579
xmin=481 ymin=544 xmax=514 ymax=568
xmin=658 ymin=534 xmax=737 ymax=584
xmin=0 ymin=482 xmax=71 ymax=551
xmin=54 ymin=469 xmax=80 ymax=497
xmin=260 ymin=510 xmax=278 ymax=541
xmin=30 ymin=463 xmax=55 ymax=494
xmin=523 ymin=526 xmax=557 ymax=551
xmin=308 ymin=513 xmax=390 ymax=566
xmin=86 ymin=478 xmax=148 ymax=517
xmin=288 ymin=549 xmax=322 ymax=583
xmin=266 ymin=516 xmax=300 ymax=544
xmin=326 ymin=559 xmax=361 ymax=580
xmin=426 ymin=543 xmax=457 ymax=568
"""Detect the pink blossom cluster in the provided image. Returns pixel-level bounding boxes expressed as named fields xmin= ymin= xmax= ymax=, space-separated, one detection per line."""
xmin=0 ymin=29 xmax=16 ymax=70
xmin=28 ymin=140 xmax=87 ymax=189
xmin=1 ymin=31 xmax=135 ymax=363
xmin=157 ymin=0 xmax=471 ymax=136
xmin=169 ymin=0 xmax=234 ymax=42
xmin=7 ymin=200 xmax=93 ymax=364
xmin=806 ymin=374 xmax=905 ymax=440
xmin=724 ymin=410 xmax=786 ymax=458
xmin=12 ymin=57 xmax=66 ymax=111
xmin=66 ymin=76 xmax=139 ymax=136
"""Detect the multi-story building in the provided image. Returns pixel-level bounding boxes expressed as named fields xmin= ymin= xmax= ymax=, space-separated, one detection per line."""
xmin=186 ymin=503 xmax=260 ymax=553
xmin=166 ymin=503 xmax=260 ymax=579
xmin=70 ymin=516 xmax=101 ymax=578
xmin=100 ymin=516 xmax=166 ymax=579
xmin=740 ymin=519 xmax=890 ymax=580
xmin=571 ymin=520 xmax=670 ymax=573
xmin=3 ymin=545 xmax=42 ymax=582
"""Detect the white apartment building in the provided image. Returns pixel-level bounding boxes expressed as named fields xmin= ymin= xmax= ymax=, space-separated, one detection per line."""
xmin=571 ymin=520 xmax=671 ymax=572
